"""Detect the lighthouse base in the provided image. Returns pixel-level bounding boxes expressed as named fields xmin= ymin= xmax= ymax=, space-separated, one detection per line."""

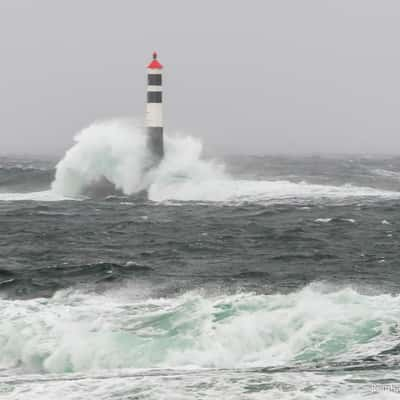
xmin=147 ymin=127 xmax=164 ymax=161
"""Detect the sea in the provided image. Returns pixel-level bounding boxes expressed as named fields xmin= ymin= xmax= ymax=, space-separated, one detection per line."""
xmin=1 ymin=120 xmax=400 ymax=399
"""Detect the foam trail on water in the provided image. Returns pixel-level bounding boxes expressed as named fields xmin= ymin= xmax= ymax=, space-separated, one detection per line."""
xmin=0 ymin=190 xmax=69 ymax=202
xmin=149 ymin=177 xmax=400 ymax=203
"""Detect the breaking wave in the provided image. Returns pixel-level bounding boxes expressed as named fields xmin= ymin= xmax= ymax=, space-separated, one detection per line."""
xmin=52 ymin=119 xmax=154 ymax=196
xmin=51 ymin=119 xmax=226 ymax=200
xmin=372 ymin=168 xmax=400 ymax=179
xmin=0 ymin=283 xmax=399 ymax=373
xmin=51 ymin=119 xmax=400 ymax=203
xmin=2 ymin=119 xmax=400 ymax=203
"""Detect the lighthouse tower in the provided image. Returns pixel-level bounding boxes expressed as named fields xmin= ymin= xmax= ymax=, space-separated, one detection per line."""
xmin=145 ymin=51 xmax=164 ymax=160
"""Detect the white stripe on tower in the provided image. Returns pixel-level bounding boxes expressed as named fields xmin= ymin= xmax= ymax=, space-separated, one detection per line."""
xmin=145 ymin=51 xmax=164 ymax=160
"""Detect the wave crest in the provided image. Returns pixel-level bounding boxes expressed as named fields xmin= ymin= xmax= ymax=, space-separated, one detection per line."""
xmin=52 ymin=119 xmax=151 ymax=196
xmin=0 ymin=284 xmax=398 ymax=373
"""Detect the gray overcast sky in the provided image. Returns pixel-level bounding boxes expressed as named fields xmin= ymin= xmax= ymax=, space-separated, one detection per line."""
xmin=1 ymin=0 xmax=400 ymax=155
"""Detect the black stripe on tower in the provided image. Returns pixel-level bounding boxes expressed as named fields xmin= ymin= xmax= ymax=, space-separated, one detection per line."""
xmin=148 ymin=74 xmax=162 ymax=85
xmin=147 ymin=91 xmax=162 ymax=103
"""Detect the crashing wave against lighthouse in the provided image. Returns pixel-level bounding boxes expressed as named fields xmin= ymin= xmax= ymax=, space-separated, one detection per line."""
xmin=48 ymin=118 xmax=400 ymax=204
xmin=51 ymin=52 xmax=225 ymax=199
xmin=51 ymin=119 xmax=225 ymax=198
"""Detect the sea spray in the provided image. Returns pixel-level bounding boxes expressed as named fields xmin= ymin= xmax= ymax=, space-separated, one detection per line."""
xmin=51 ymin=119 xmax=226 ymax=198
xmin=3 ymin=118 xmax=400 ymax=203
xmin=51 ymin=119 xmax=152 ymax=196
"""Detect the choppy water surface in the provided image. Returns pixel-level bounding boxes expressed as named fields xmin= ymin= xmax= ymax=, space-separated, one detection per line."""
xmin=2 ymin=124 xmax=400 ymax=399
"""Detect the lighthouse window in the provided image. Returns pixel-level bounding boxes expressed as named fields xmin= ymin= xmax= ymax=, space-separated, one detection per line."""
xmin=148 ymin=74 xmax=162 ymax=85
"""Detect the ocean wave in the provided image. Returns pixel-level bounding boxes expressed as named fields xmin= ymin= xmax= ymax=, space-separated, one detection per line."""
xmin=45 ymin=119 xmax=400 ymax=205
xmin=3 ymin=120 xmax=400 ymax=204
xmin=148 ymin=179 xmax=400 ymax=204
xmin=372 ymin=168 xmax=400 ymax=179
xmin=314 ymin=217 xmax=356 ymax=224
xmin=0 ymin=190 xmax=70 ymax=202
xmin=0 ymin=262 xmax=153 ymax=299
xmin=0 ymin=163 xmax=54 ymax=197
xmin=0 ymin=164 xmax=49 ymax=172
xmin=1 ymin=283 xmax=399 ymax=374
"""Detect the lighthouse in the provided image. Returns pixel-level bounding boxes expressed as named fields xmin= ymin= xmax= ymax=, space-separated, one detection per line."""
xmin=145 ymin=51 xmax=164 ymax=161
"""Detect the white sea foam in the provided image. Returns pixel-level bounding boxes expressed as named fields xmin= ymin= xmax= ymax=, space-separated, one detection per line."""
xmin=1 ymin=368 xmax=397 ymax=400
xmin=1 ymin=283 xmax=399 ymax=399
xmin=315 ymin=218 xmax=357 ymax=224
xmin=315 ymin=218 xmax=333 ymax=223
xmin=51 ymin=119 xmax=229 ymax=202
xmin=0 ymin=283 xmax=399 ymax=374
xmin=372 ymin=168 xmax=400 ymax=179
xmin=49 ymin=119 xmax=400 ymax=204
xmin=0 ymin=190 xmax=70 ymax=202
xmin=3 ymin=119 xmax=400 ymax=204
xmin=51 ymin=119 xmax=154 ymax=197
